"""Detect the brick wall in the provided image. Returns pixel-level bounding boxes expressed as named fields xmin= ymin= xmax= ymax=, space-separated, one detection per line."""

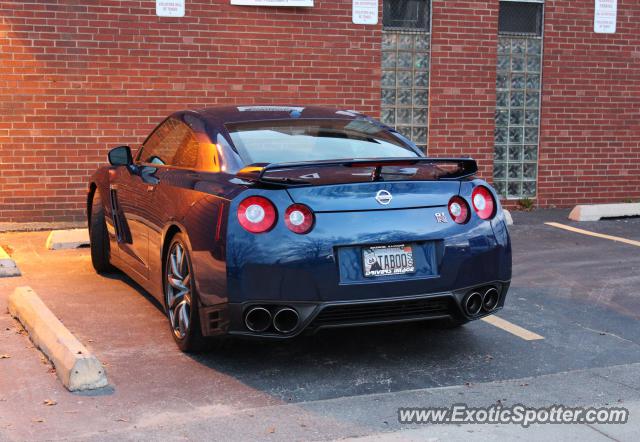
xmin=538 ymin=0 xmax=640 ymax=206
xmin=427 ymin=0 xmax=499 ymax=180
xmin=0 ymin=0 xmax=381 ymax=222
xmin=1 ymin=0 xmax=640 ymax=223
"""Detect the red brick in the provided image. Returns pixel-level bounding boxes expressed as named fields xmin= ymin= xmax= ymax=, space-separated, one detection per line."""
xmin=0 ymin=0 xmax=381 ymax=222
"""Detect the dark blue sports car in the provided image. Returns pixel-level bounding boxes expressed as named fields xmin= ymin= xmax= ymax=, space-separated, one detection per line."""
xmin=88 ymin=106 xmax=512 ymax=352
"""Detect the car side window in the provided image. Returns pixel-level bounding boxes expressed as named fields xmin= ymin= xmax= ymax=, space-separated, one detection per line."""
xmin=139 ymin=118 xmax=193 ymax=167
xmin=172 ymin=128 xmax=200 ymax=169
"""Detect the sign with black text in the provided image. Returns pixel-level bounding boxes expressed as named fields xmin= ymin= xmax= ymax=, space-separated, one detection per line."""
xmin=156 ymin=0 xmax=185 ymax=17
xmin=594 ymin=0 xmax=617 ymax=33
xmin=352 ymin=0 xmax=378 ymax=25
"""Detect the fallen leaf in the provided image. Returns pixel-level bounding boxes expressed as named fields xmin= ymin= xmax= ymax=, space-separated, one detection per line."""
xmin=43 ymin=399 xmax=57 ymax=406
xmin=32 ymin=418 xmax=45 ymax=423
xmin=267 ymin=427 xmax=276 ymax=434
xmin=0 ymin=354 xmax=10 ymax=359
xmin=116 ymin=418 xmax=129 ymax=422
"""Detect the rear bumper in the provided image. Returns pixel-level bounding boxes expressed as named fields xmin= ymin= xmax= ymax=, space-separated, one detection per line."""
xmin=200 ymin=280 xmax=510 ymax=338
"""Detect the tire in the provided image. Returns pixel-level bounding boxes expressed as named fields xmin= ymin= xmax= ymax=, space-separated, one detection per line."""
xmin=89 ymin=190 xmax=115 ymax=274
xmin=164 ymin=233 xmax=206 ymax=353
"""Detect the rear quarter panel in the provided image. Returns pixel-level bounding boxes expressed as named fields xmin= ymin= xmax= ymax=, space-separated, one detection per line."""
xmin=148 ymin=170 xmax=244 ymax=306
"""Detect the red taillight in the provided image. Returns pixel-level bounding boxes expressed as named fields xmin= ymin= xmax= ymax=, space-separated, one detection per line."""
xmin=284 ymin=204 xmax=314 ymax=234
xmin=471 ymin=186 xmax=496 ymax=220
xmin=448 ymin=196 xmax=470 ymax=224
xmin=237 ymin=196 xmax=277 ymax=233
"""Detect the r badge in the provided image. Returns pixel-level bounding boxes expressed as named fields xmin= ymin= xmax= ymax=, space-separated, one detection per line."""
xmin=434 ymin=212 xmax=448 ymax=223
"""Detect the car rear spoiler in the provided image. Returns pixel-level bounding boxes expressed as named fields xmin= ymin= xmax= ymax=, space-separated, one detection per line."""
xmin=236 ymin=157 xmax=478 ymax=186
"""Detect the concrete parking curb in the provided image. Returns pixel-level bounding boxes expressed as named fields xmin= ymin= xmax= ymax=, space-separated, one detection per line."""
xmin=46 ymin=228 xmax=90 ymax=250
xmin=503 ymin=209 xmax=514 ymax=226
xmin=7 ymin=286 xmax=108 ymax=391
xmin=569 ymin=203 xmax=640 ymax=221
xmin=0 ymin=245 xmax=20 ymax=277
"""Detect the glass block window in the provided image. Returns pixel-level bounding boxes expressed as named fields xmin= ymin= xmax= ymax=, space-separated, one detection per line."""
xmin=494 ymin=1 xmax=543 ymax=199
xmin=380 ymin=1 xmax=430 ymax=151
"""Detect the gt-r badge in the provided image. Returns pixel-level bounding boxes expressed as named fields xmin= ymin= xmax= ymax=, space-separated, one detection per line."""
xmin=435 ymin=212 xmax=448 ymax=223
xmin=375 ymin=189 xmax=393 ymax=205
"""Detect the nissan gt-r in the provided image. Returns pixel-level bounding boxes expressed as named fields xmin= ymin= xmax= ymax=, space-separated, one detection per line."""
xmin=87 ymin=106 xmax=512 ymax=352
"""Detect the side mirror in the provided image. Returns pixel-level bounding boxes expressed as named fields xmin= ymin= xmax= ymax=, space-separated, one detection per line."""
xmin=108 ymin=145 xmax=133 ymax=166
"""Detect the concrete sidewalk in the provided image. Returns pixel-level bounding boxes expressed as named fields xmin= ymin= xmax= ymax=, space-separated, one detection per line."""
xmin=66 ymin=364 xmax=640 ymax=440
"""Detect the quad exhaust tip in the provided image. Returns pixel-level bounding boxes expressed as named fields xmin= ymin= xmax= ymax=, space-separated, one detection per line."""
xmin=463 ymin=287 xmax=500 ymax=317
xmin=244 ymin=307 xmax=272 ymax=333
xmin=464 ymin=292 xmax=483 ymax=317
xmin=273 ymin=308 xmax=299 ymax=334
xmin=244 ymin=306 xmax=300 ymax=334
xmin=482 ymin=287 xmax=499 ymax=312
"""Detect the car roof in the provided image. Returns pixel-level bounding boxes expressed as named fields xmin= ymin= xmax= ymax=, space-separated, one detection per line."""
xmin=191 ymin=105 xmax=364 ymax=126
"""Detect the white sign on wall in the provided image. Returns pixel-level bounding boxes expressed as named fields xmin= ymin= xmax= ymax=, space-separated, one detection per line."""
xmin=156 ymin=0 xmax=185 ymax=17
xmin=231 ymin=0 xmax=314 ymax=7
xmin=352 ymin=0 xmax=378 ymax=25
xmin=594 ymin=0 xmax=617 ymax=33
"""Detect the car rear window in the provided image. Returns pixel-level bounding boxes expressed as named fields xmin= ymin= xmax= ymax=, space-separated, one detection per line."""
xmin=225 ymin=119 xmax=418 ymax=165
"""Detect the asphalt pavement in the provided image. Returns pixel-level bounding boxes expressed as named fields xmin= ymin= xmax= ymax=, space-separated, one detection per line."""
xmin=0 ymin=209 xmax=639 ymax=441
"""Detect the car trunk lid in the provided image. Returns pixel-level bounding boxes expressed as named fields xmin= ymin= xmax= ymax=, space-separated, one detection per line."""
xmin=236 ymin=157 xmax=475 ymax=211
xmin=286 ymin=181 xmax=460 ymax=211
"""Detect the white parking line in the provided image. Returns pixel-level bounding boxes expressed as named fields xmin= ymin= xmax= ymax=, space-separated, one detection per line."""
xmin=481 ymin=315 xmax=544 ymax=341
xmin=545 ymin=222 xmax=640 ymax=247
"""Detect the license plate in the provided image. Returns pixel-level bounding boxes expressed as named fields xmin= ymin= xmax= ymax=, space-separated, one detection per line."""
xmin=362 ymin=244 xmax=415 ymax=277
